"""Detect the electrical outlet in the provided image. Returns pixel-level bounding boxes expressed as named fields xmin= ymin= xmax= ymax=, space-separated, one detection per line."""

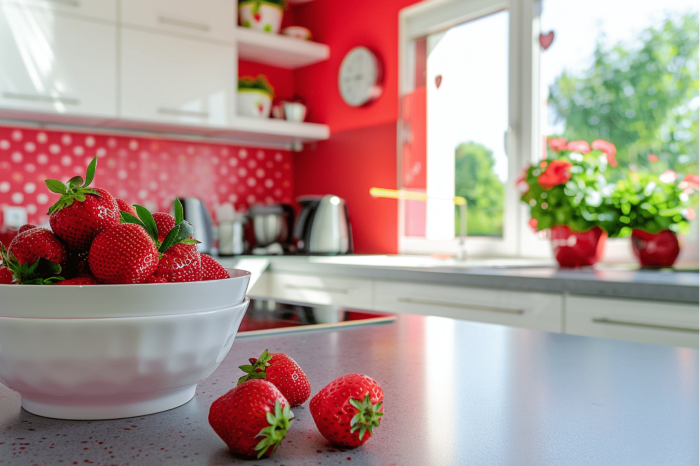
xmin=3 ymin=207 xmax=27 ymax=228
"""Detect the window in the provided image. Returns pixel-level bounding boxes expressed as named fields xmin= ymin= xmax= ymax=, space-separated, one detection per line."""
xmin=399 ymin=0 xmax=699 ymax=259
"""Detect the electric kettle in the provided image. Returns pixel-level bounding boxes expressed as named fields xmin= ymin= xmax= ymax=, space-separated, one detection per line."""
xmin=175 ymin=197 xmax=215 ymax=254
xmin=294 ymin=195 xmax=353 ymax=255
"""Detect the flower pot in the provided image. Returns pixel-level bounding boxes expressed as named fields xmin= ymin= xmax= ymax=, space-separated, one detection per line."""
xmin=631 ymin=229 xmax=680 ymax=268
xmin=239 ymin=1 xmax=283 ymax=34
xmin=550 ymin=225 xmax=607 ymax=268
xmin=237 ymin=89 xmax=272 ymax=118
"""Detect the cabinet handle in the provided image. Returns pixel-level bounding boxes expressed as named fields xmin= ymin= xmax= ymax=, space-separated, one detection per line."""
xmin=3 ymin=92 xmax=79 ymax=105
xmin=398 ymin=297 xmax=524 ymax=315
xmin=157 ymin=107 xmax=209 ymax=118
xmin=158 ymin=16 xmax=210 ymax=32
xmin=44 ymin=0 xmax=81 ymax=6
xmin=284 ymin=284 xmax=356 ymax=295
xmin=592 ymin=318 xmax=699 ymax=334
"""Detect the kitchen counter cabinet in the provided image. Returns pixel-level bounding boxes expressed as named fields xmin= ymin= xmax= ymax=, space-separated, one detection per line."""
xmin=0 ymin=313 xmax=696 ymax=465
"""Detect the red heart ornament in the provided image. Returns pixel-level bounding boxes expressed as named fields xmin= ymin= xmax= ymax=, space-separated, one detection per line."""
xmin=539 ymin=31 xmax=554 ymax=50
xmin=435 ymin=75 xmax=442 ymax=89
xmin=253 ymin=12 xmax=261 ymax=22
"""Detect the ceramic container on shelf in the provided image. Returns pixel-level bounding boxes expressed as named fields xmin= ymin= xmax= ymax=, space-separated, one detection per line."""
xmin=283 ymin=102 xmax=307 ymax=122
xmin=550 ymin=225 xmax=607 ymax=268
xmin=281 ymin=26 xmax=313 ymax=40
xmin=237 ymin=90 xmax=272 ymax=118
xmin=0 ymin=269 xmax=251 ymax=420
xmin=239 ymin=1 xmax=283 ymax=34
xmin=631 ymin=229 xmax=681 ymax=268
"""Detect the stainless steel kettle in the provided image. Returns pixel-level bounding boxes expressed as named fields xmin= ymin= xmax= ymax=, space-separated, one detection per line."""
xmin=175 ymin=197 xmax=215 ymax=254
xmin=294 ymin=195 xmax=353 ymax=255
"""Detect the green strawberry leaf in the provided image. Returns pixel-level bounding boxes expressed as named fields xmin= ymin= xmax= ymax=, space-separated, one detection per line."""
xmin=67 ymin=176 xmax=84 ymax=189
xmin=348 ymin=393 xmax=383 ymax=441
xmin=174 ymin=198 xmax=184 ymax=225
xmin=45 ymin=157 xmax=102 ymax=215
xmin=254 ymin=400 xmax=292 ymax=459
xmin=45 ymin=179 xmax=67 ymax=194
xmin=133 ymin=205 xmax=160 ymax=243
xmin=120 ymin=211 xmax=147 ymax=230
xmin=83 ymin=156 xmax=98 ymax=187
xmin=158 ymin=221 xmax=194 ymax=253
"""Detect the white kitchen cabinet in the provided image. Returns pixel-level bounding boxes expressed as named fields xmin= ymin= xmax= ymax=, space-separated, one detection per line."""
xmin=0 ymin=0 xmax=116 ymax=22
xmin=120 ymin=0 xmax=235 ymax=43
xmin=269 ymin=273 xmax=374 ymax=309
xmin=565 ymin=296 xmax=699 ymax=349
xmin=0 ymin=3 xmax=116 ymax=118
xmin=120 ymin=28 xmax=235 ymax=127
xmin=374 ymin=281 xmax=563 ymax=332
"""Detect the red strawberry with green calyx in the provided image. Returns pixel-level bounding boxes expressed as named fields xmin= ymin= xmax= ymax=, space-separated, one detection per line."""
xmin=238 ymin=349 xmax=310 ymax=407
xmin=201 ymin=254 xmax=230 ymax=280
xmin=1 ymin=228 xmax=66 ymax=284
xmin=88 ymin=223 xmax=160 ymax=284
xmin=45 ymin=157 xmax=120 ymax=250
xmin=152 ymin=212 xmax=176 ymax=242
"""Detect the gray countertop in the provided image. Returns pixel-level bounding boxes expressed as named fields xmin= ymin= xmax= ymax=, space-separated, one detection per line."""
xmin=220 ymin=255 xmax=700 ymax=303
xmin=0 ymin=313 xmax=697 ymax=465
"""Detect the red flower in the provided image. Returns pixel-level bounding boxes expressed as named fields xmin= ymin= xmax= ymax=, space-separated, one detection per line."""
xmin=592 ymin=139 xmax=617 ymax=167
xmin=566 ymin=140 xmax=591 ymax=154
xmin=648 ymin=154 xmax=659 ymax=163
xmin=528 ymin=218 xmax=538 ymax=232
xmin=547 ymin=138 xmax=568 ymax=152
xmin=686 ymin=207 xmax=696 ymax=221
xmin=683 ymin=174 xmax=699 ymax=188
xmin=538 ymin=160 xmax=573 ymax=190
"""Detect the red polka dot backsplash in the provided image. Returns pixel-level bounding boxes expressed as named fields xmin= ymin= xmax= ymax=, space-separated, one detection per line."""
xmin=0 ymin=125 xmax=293 ymax=226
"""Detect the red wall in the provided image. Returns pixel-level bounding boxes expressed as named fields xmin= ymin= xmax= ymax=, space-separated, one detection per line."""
xmin=290 ymin=0 xmax=420 ymax=254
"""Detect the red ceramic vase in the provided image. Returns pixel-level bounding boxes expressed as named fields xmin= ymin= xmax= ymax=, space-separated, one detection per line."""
xmin=631 ymin=229 xmax=680 ymax=268
xmin=550 ymin=225 xmax=607 ymax=268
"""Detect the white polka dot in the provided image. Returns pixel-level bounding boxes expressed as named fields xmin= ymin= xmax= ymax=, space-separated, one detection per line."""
xmin=219 ymin=166 xmax=229 ymax=175
xmin=256 ymin=169 xmax=265 ymax=178
xmin=247 ymin=178 xmax=256 ymax=187
xmin=24 ymin=182 xmax=36 ymax=194
xmin=26 ymin=204 xmax=37 ymax=215
xmin=61 ymin=134 xmax=72 ymax=145
xmin=107 ymin=138 xmax=117 ymax=148
xmin=73 ymin=146 xmax=84 ymax=156
xmin=61 ymin=155 xmax=72 ymax=166
xmin=37 ymin=154 xmax=48 ymax=165
xmin=274 ymin=188 xmax=282 ymax=196
xmin=85 ymin=136 xmax=95 ymax=147
xmin=37 ymin=193 xmax=48 ymax=204
xmin=149 ymin=181 xmax=158 ymax=191
xmin=11 ymin=192 xmax=23 ymax=204
xmin=129 ymin=140 xmax=139 ymax=151
xmin=265 ymin=196 xmax=273 ymax=204
xmin=187 ymin=146 xmax=194 ymax=155
xmin=247 ymin=194 xmax=256 ymax=203
xmin=239 ymin=149 xmax=248 ymax=159
xmin=129 ymin=161 xmax=137 ymax=170
xmin=118 ymin=170 xmax=128 ymax=180
xmin=49 ymin=144 xmax=60 ymax=154
xmin=24 ymin=142 xmax=35 ymax=152
xmin=96 ymin=147 xmax=106 ymax=157
xmin=256 ymin=150 xmax=265 ymax=160
xmin=11 ymin=130 xmax=22 ymax=141
xmin=73 ymin=165 xmax=82 ymax=175
xmin=118 ymin=189 xmax=128 ymax=198
xmin=24 ymin=163 xmax=35 ymax=173
xmin=218 ymin=185 xmax=227 ymax=194
xmin=36 ymin=132 xmax=48 ymax=144
xmin=0 ymin=140 xmax=9 ymax=150
xmin=11 ymin=152 xmax=22 ymax=163
xmin=266 ymin=161 xmax=274 ymax=168
xmin=264 ymin=179 xmax=274 ymax=188
xmin=138 ymin=190 xmax=148 ymax=199
xmin=274 ymin=152 xmax=283 ymax=162
xmin=159 ymin=172 xmax=168 ymax=181
xmin=228 ymin=194 xmax=238 ymax=202
xmin=274 ymin=171 xmax=282 ymax=178
xmin=238 ymin=168 xmax=247 ymax=177
xmin=0 ymin=182 xmax=10 ymax=193
xmin=247 ymin=160 xmax=257 ymax=168
xmin=212 ymin=157 xmax=219 ymax=165
xmin=228 ymin=158 xmax=238 ymax=167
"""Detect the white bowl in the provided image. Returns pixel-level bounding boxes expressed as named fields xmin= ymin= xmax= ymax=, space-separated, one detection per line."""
xmin=239 ymin=1 xmax=283 ymax=34
xmin=0 ymin=268 xmax=250 ymax=318
xmin=283 ymin=102 xmax=307 ymax=122
xmin=237 ymin=89 xmax=272 ymax=118
xmin=281 ymin=26 xmax=312 ymax=40
xmin=0 ymin=298 xmax=250 ymax=420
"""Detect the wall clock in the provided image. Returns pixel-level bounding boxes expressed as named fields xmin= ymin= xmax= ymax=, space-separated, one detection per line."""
xmin=338 ymin=46 xmax=383 ymax=107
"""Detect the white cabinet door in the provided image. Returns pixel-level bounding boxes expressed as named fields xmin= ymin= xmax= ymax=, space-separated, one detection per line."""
xmin=0 ymin=4 xmax=116 ymax=118
xmin=121 ymin=0 xmax=235 ymax=43
xmin=269 ymin=273 xmax=374 ymax=309
xmin=120 ymin=28 xmax=235 ymax=127
xmin=0 ymin=0 xmax=116 ymax=21
xmin=565 ymin=296 xmax=699 ymax=348
xmin=374 ymin=281 xmax=563 ymax=332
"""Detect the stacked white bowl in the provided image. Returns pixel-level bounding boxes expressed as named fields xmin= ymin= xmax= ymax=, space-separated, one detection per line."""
xmin=0 ymin=268 xmax=250 ymax=420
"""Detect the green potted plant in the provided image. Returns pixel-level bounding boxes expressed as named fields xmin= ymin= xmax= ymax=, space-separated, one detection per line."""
xmin=517 ymin=138 xmax=620 ymax=267
xmin=610 ymin=171 xmax=697 ymax=267
xmin=239 ymin=0 xmax=286 ymax=34
xmin=237 ymin=75 xmax=275 ymax=118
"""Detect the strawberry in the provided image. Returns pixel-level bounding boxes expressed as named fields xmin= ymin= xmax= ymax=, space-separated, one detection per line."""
xmin=45 ymin=157 xmax=120 ymax=250
xmin=310 ymin=374 xmax=384 ymax=448
xmin=1 ymin=227 xmax=66 ymax=284
xmin=146 ymin=275 xmax=168 ymax=284
xmin=115 ymin=198 xmax=137 ymax=217
xmin=154 ymin=242 xmax=202 ymax=282
xmin=55 ymin=276 xmax=98 ymax=285
xmin=63 ymin=247 xmax=91 ymax=278
xmin=0 ymin=266 xmax=13 ymax=284
xmin=152 ymin=212 xmax=175 ymax=242
xmin=208 ymin=379 xmax=292 ymax=459
xmin=238 ymin=349 xmax=310 ymax=407
xmin=88 ymin=223 xmax=159 ymax=284
xmin=19 ymin=224 xmax=38 ymax=233
xmin=201 ymin=254 xmax=230 ymax=280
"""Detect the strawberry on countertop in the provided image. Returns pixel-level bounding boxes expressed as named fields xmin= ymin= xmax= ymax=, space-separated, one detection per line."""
xmin=310 ymin=373 xmax=384 ymax=448
xmin=238 ymin=349 xmax=310 ymax=407
xmin=1 ymin=227 xmax=66 ymax=284
xmin=209 ymin=379 xmax=293 ymax=459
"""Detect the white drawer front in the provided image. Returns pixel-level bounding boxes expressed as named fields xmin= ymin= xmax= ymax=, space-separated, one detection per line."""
xmin=565 ymin=296 xmax=699 ymax=348
xmin=374 ymin=281 xmax=562 ymax=332
xmin=0 ymin=0 xmax=116 ymax=21
xmin=269 ymin=273 xmax=373 ymax=309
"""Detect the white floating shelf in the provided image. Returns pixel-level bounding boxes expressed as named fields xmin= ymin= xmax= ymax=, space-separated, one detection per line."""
xmin=236 ymin=27 xmax=329 ymax=69
xmin=214 ymin=117 xmax=330 ymax=146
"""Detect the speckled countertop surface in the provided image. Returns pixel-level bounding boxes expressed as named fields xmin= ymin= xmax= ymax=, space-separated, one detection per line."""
xmin=0 ymin=313 xmax=697 ymax=465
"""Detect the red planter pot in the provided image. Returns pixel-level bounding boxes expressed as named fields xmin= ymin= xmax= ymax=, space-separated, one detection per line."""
xmin=550 ymin=225 xmax=607 ymax=268
xmin=631 ymin=229 xmax=680 ymax=268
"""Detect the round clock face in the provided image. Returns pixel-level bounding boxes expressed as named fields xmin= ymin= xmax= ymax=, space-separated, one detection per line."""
xmin=338 ymin=47 xmax=383 ymax=107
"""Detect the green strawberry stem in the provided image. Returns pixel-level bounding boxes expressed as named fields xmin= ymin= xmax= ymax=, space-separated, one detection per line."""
xmin=349 ymin=393 xmax=384 ymax=440
xmin=238 ymin=349 xmax=273 ymax=385
xmin=45 ymin=156 xmax=100 ymax=215
xmin=120 ymin=199 xmax=199 ymax=253
xmin=0 ymin=243 xmax=63 ymax=285
xmin=254 ymin=400 xmax=292 ymax=459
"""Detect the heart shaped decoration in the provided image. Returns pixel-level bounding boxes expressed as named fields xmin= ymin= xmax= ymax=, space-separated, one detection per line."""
xmin=435 ymin=75 xmax=442 ymax=89
xmin=539 ymin=31 xmax=554 ymax=50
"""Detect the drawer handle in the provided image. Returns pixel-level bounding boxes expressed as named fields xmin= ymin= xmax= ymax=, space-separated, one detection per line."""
xmin=157 ymin=107 xmax=209 ymax=118
xmin=592 ymin=318 xmax=699 ymax=334
xmin=284 ymin=284 xmax=356 ymax=295
xmin=398 ymin=297 xmax=524 ymax=315
xmin=3 ymin=92 xmax=79 ymax=105
xmin=45 ymin=0 xmax=81 ymax=6
xmin=158 ymin=16 xmax=211 ymax=32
